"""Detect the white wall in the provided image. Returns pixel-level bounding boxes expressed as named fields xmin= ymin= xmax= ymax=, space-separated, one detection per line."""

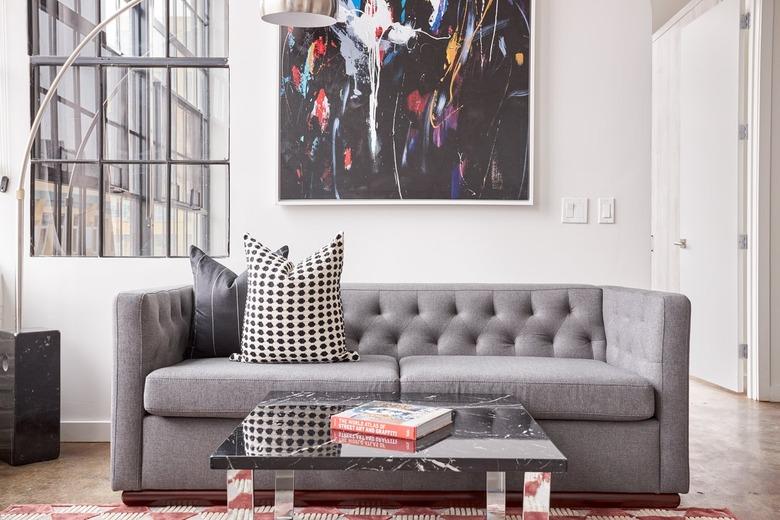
xmin=0 ymin=0 xmax=653 ymax=439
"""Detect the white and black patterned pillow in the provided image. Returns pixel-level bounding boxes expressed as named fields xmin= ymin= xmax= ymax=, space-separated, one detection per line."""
xmin=230 ymin=233 xmax=360 ymax=364
xmin=242 ymin=405 xmax=343 ymax=456
xmin=189 ymin=245 xmax=289 ymax=358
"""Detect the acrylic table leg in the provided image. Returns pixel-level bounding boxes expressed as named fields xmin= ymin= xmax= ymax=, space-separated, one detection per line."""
xmin=486 ymin=471 xmax=506 ymax=520
xmin=226 ymin=469 xmax=254 ymax=520
xmin=522 ymin=472 xmax=552 ymax=520
xmin=275 ymin=470 xmax=295 ymax=520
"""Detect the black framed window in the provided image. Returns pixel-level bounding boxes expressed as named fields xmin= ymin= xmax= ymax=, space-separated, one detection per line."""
xmin=29 ymin=0 xmax=229 ymax=257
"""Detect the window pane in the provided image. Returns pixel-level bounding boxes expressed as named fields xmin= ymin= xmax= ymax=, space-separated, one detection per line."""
xmin=34 ymin=66 xmax=100 ymax=160
xmin=104 ymin=67 xmax=168 ymax=161
xmin=171 ymin=67 xmax=228 ymax=161
xmin=170 ymin=164 xmax=228 ymax=257
xmin=33 ymin=163 xmax=101 ymax=257
xmin=31 ymin=0 xmax=100 ymax=56
xmin=101 ymin=0 xmax=166 ymax=57
xmin=29 ymin=1 xmax=230 ymax=259
xmin=103 ymin=164 xmax=168 ymax=256
xmin=169 ymin=0 xmax=228 ymax=57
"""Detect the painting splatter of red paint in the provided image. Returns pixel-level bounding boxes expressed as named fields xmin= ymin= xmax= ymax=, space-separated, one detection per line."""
xmin=309 ymin=89 xmax=331 ymax=133
xmin=279 ymin=0 xmax=531 ymax=201
xmin=344 ymin=147 xmax=353 ymax=170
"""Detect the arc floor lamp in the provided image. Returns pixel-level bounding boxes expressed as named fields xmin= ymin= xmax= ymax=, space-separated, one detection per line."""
xmin=1 ymin=0 xmax=336 ymax=466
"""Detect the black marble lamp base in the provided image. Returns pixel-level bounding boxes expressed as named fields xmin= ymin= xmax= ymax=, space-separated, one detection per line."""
xmin=0 ymin=329 xmax=61 ymax=466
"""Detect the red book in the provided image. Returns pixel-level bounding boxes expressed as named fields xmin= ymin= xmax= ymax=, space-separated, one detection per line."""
xmin=329 ymin=401 xmax=452 ymax=440
xmin=331 ymin=430 xmax=418 ymax=452
xmin=332 ymin=425 xmax=454 ymax=453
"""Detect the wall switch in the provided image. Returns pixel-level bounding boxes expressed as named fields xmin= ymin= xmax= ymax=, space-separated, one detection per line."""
xmin=598 ymin=197 xmax=615 ymax=224
xmin=561 ymin=197 xmax=588 ymax=224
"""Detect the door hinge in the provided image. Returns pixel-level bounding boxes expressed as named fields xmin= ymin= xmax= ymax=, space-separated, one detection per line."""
xmin=738 ymin=234 xmax=748 ymax=250
xmin=739 ymin=124 xmax=749 ymax=140
xmin=739 ymin=343 xmax=748 ymax=359
xmin=740 ymin=12 xmax=751 ymax=29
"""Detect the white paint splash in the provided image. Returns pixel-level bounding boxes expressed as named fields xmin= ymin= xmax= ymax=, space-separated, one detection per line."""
xmin=333 ymin=0 xmax=418 ymax=157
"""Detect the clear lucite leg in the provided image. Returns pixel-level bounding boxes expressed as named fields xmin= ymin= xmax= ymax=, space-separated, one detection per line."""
xmin=522 ymin=472 xmax=552 ymax=520
xmin=274 ymin=470 xmax=295 ymax=520
xmin=486 ymin=471 xmax=506 ymax=520
xmin=226 ymin=469 xmax=254 ymax=520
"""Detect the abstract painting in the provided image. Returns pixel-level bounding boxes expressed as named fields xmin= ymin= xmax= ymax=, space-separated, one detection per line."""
xmin=278 ymin=0 xmax=532 ymax=202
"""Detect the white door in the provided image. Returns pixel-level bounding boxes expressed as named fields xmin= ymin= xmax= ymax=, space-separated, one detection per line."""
xmin=679 ymin=0 xmax=742 ymax=392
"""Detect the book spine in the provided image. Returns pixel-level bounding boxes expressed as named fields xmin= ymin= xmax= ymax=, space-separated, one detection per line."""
xmin=331 ymin=431 xmax=416 ymax=452
xmin=330 ymin=416 xmax=417 ymax=440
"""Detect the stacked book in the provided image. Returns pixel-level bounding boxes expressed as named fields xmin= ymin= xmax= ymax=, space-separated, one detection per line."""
xmin=330 ymin=401 xmax=453 ymax=452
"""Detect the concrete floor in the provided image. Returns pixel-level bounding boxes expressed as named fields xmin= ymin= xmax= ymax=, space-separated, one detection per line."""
xmin=1 ymin=380 xmax=778 ymax=519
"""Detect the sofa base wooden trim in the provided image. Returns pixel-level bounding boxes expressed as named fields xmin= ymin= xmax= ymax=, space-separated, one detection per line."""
xmin=121 ymin=489 xmax=681 ymax=509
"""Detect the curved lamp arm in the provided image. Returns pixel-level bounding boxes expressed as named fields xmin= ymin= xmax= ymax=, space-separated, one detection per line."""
xmin=14 ymin=0 xmax=145 ymax=333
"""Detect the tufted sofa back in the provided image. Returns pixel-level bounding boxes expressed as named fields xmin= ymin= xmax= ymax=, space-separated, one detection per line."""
xmin=342 ymin=284 xmax=607 ymax=360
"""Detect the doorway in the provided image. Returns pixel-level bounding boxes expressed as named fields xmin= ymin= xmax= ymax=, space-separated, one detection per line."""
xmin=651 ymin=0 xmax=751 ymax=393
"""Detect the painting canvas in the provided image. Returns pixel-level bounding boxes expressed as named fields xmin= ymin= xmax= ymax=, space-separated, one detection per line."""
xmin=278 ymin=0 xmax=532 ymax=203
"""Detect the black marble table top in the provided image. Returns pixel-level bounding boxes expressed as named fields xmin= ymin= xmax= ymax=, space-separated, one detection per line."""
xmin=210 ymin=392 xmax=567 ymax=473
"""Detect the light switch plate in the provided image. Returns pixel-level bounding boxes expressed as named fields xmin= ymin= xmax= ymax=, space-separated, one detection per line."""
xmin=561 ymin=197 xmax=588 ymax=224
xmin=598 ymin=197 xmax=615 ymax=224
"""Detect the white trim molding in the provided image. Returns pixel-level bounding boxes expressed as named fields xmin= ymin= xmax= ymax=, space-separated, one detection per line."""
xmin=61 ymin=421 xmax=112 ymax=442
xmin=0 ymin=0 xmax=14 ymax=331
xmin=746 ymin=0 xmax=774 ymax=401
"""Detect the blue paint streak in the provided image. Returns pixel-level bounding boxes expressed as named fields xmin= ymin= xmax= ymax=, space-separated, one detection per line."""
xmin=280 ymin=76 xmax=291 ymax=96
xmin=383 ymin=49 xmax=399 ymax=65
xmin=351 ymin=0 xmax=361 ymax=10
xmin=400 ymin=0 xmax=407 ymax=22
xmin=450 ymin=165 xmax=461 ymax=199
xmin=430 ymin=0 xmax=447 ymax=32
xmin=331 ymin=118 xmax=341 ymax=199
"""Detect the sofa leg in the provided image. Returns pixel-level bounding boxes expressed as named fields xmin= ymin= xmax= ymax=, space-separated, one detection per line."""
xmin=522 ymin=472 xmax=551 ymax=520
xmin=226 ymin=470 xmax=254 ymax=520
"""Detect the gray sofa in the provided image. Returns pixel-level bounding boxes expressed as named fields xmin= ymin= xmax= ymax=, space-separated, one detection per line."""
xmin=111 ymin=284 xmax=690 ymax=496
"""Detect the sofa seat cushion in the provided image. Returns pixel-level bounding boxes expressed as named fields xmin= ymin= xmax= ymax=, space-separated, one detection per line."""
xmin=400 ymin=356 xmax=654 ymax=421
xmin=144 ymin=355 xmax=399 ymax=418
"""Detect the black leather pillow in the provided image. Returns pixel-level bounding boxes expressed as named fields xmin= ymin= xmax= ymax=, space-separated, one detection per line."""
xmin=189 ymin=245 xmax=289 ymax=358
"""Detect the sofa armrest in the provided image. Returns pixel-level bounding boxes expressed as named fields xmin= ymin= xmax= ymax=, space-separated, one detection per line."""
xmin=601 ymin=286 xmax=691 ymax=493
xmin=111 ymin=286 xmax=193 ymax=491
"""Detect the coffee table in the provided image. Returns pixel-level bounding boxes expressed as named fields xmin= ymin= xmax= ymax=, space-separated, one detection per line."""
xmin=210 ymin=391 xmax=567 ymax=520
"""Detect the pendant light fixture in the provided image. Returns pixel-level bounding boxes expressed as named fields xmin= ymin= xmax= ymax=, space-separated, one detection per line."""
xmin=260 ymin=0 xmax=338 ymax=27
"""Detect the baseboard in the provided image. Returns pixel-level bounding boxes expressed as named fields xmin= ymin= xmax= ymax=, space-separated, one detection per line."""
xmin=60 ymin=421 xmax=111 ymax=442
xmin=770 ymin=384 xmax=780 ymax=402
xmin=689 ymin=376 xmax=745 ymax=395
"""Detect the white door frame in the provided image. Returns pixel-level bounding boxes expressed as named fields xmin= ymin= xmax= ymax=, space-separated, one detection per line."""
xmin=745 ymin=0 xmax=774 ymax=400
xmin=651 ymin=0 xmax=775 ymax=398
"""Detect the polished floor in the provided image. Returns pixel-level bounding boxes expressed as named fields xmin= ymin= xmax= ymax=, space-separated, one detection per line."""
xmin=1 ymin=380 xmax=778 ymax=519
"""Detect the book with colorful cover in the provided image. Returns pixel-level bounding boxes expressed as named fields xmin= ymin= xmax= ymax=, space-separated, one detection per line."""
xmin=332 ymin=425 xmax=453 ymax=453
xmin=330 ymin=401 xmax=453 ymax=440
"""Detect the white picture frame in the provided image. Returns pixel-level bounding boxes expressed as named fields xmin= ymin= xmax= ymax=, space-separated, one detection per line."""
xmin=275 ymin=0 xmax=536 ymax=206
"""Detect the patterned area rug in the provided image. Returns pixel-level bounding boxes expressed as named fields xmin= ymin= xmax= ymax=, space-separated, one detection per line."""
xmin=0 ymin=505 xmax=738 ymax=520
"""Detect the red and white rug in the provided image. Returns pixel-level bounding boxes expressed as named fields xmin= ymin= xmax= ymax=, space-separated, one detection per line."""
xmin=0 ymin=505 xmax=738 ymax=520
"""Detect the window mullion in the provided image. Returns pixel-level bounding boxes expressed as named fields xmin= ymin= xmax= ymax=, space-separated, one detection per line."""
xmin=166 ymin=65 xmax=172 ymax=258
xmin=98 ymin=63 xmax=105 ymax=257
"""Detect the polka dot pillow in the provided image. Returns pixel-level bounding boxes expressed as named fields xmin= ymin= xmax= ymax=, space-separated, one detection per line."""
xmin=242 ymin=405 xmax=343 ymax=456
xmin=230 ymin=233 xmax=360 ymax=364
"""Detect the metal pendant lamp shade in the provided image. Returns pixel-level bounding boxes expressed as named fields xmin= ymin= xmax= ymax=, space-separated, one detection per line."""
xmin=260 ymin=0 xmax=337 ymax=27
